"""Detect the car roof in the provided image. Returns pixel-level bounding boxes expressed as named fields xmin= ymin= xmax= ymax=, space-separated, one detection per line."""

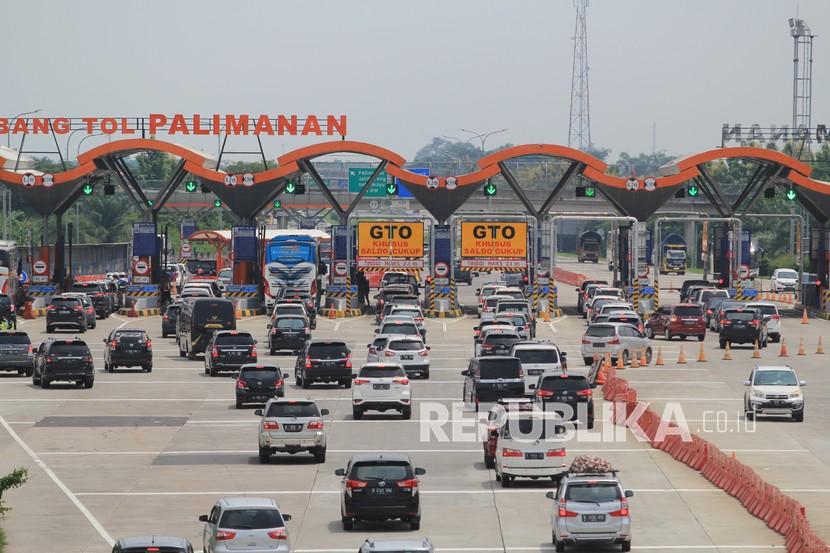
xmin=215 ymin=330 xmax=252 ymax=337
xmin=309 ymin=340 xmax=347 ymax=346
xmin=220 ymin=497 xmax=280 ymax=509
xmin=275 ymin=302 xmax=305 ymax=308
xmin=349 ymin=453 xmax=412 ymax=464
xmin=117 ymin=536 xmax=192 ymax=548
xmin=360 ymin=362 xmax=405 ymax=370
xmin=474 ymin=355 xmax=519 ymax=361
xmin=275 ymin=314 xmax=307 ymax=320
xmin=755 ymin=365 xmax=794 ymax=372
xmin=746 ymin=301 xmax=776 ymax=307
xmin=674 ymin=303 xmax=702 ymax=308
xmin=512 ymin=342 xmax=558 ymax=350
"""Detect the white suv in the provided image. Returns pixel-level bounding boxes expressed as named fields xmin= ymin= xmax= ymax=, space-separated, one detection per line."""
xmin=255 ymin=399 xmax=328 ymax=463
xmin=744 ymin=365 xmax=806 ymax=422
xmin=352 ymin=363 xmax=412 ymax=419
xmin=494 ymin=410 xmax=567 ymax=487
xmin=771 ymin=268 xmax=799 ymax=293
xmin=510 ymin=342 xmax=566 ymax=392
xmin=745 ymin=302 xmax=782 ymax=343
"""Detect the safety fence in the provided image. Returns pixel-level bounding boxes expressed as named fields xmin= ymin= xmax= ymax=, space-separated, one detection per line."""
xmin=552 ymin=267 xmax=587 ymax=287
xmin=602 ymin=365 xmax=830 ymax=553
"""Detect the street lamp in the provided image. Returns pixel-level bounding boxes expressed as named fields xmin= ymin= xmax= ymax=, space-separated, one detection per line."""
xmin=459 ymin=128 xmax=508 ymax=152
xmin=7 ymin=109 xmax=41 ymax=148
xmin=76 ymin=133 xmax=104 ymax=158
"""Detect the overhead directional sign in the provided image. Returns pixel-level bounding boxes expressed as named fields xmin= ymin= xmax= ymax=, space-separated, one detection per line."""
xmin=132 ymin=222 xmax=157 ymax=257
xmin=460 ymin=221 xmax=528 ymax=269
xmin=348 ymin=167 xmax=389 ymax=197
xmin=357 ymin=221 xmax=424 ymax=268
xmin=185 ymin=180 xmax=198 ymax=192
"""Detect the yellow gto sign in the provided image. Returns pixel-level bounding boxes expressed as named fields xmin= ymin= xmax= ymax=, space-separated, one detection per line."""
xmin=461 ymin=221 xmax=527 ymax=268
xmin=357 ymin=222 xmax=424 ymax=267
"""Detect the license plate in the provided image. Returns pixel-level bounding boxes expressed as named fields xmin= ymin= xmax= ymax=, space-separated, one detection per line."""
xmin=528 ymin=369 xmax=543 ymax=375
xmin=371 ymin=487 xmax=392 ymax=495
xmin=229 ymin=351 xmax=242 ymax=357
xmin=684 ymin=320 xmax=697 ymax=325
xmin=524 ymin=452 xmax=543 ymax=460
xmin=373 ymin=383 xmax=390 ymax=390
xmin=495 ymin=383 xmax=507 ymax=389
xmin=283 ymin=424 xmax=302 ymax=432
xmin=400 ymin=355 xmax=413 ymax=360
xmin=59 ymin=310 xmax=70 ymax=314
xmin=582 ymin=514 xmax=606 ymax=522
xmin=592 ymin=342 xmax=605 ymax=347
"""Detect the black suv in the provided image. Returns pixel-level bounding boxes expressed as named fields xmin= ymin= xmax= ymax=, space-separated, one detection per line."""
xmin=532 ymin=374 xmax=594 ymax=429
xmin=69 ymin=282 xmax=113 ymax=318
xmin=462 ymin=356 xmax=525 ymax=411
xmin=205 ymin=330 xmax=257 ymax=376
xmin=268 ymin=315 xmax=311 ymax=354
xmin=479 ymin=330 xmax=521 ymax=356
xmin=0 ymin=331 xmax=33 ymax=376
xmin=235 ymin=363 xmax=288 ymax=408
xmin=33 ymin=339 xmax=94 ymax=388
xmin=111 ymin=536 xmax=193 ymax=553
xmin=719 ymin=307 xmax=768 ymax=349
xmin=0 ymin=294 xmax=17 ymax=328
xmin=162 ymin=303 xmax=180 ymax=338
xmin=296 ymin=340 xmax=352 ymax=389
xmin=46 ymin=295 xmax=87 ymax=333
xmin=281 ymin=294 xmax=317 ymax=329
xmin=103 ymin=329 xmax=152 ymax=372
xmin=335 ymin=454 xmax=426 ymax=531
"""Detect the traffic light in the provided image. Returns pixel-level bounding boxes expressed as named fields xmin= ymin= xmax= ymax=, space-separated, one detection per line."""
xmin=147 ymin=199 xmax=154 ymax=208
xmin=201 ymin=183 xmax=210 ymax=193
xmin=385 ymin=181 xmax=399 ymax=196
xmin=213 ymin=199 xmax=222 ymax=208
xmin=81 ymin=183 xmax=94 ymax=196
xmin=185 ymin=179 xmax=198 ymax=193
xmin=786 ymin=187 xmax=797 ymax=201
xmin=484 ymin=182 xmax=497 ymax=197
xmin=285 ymin=181 xmax=306 ymax=194
xmin=273 ymin=200 xmax=282 ymax=209
xmin=674 ymin=188 xmax=686 ymax=198
xmin=687 ymin=184 xmax=699 ymax=197
xmin=576 ymin=186 xmax=596 ymax=198
xmin=104 ymin=184 xmax=115 ymax=196
xmin=764 ymin=187 xmax=776 ymax=198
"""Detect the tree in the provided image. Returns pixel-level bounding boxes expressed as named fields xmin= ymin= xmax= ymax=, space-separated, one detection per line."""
xmin=134 ymin=151 xmax=176 ymax=183
xmin=0 ymin=468 xmax=27 ymax=516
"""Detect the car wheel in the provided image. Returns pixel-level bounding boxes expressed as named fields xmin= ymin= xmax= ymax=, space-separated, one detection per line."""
xmin=402 ymin=406 xmax=412 ymax=420
xmin=621 ymin=541 xmax=631 ymax=552
xmin=555 ymin=539 xmax=565 ymax=553
xmin=746 ymin=408 xmax=755 ymax=421
xmin=341 ymin=517 xmax=353 ymax=531
xmin=793 ymin=411 xmax=804 ymax=422
xmin=645 ymin=347 xmax=653 ymax=364
xmin=501 ymin=475 xmax=511 ymax=488
xmin=209 ymin=366 xmax=217 ymax=377
xmin=235 ymin=400 xmax=243 ymax=409
xmin=484 ymin=455 xmax=495 ymax=469
xmin=269 ymin=348 xmax=276 ymax=355
xmin=410 ymin=519 xmax=420 ymax=531
xmin=33 ymin=371 xmax=40 ymax=386
xmin=143 ymin=365 xmax=152 ymax=373
xmin=762 ymin=337 xmax=768 ymax=348
xmin=352 ymin=407 xmax=363 ymax=420
xmin=664 ymin=328 xmax=671 ymax=341
xmin=104 ymin=362 xmax=111 ymax=373
xmin=187 ymin=350 xmax=196 ymax=360
xmin=622 ymin=350 xmax=630 ymax=366
xmin=162 ymin=331 xmax=167 ymax=338
xmin=313 ymin=447 xmax=326 ymax=463
xmin=698 ymin=334 xmax=705 ymax=342
xmin=587 ymin=417 xmax=595 ymax=430
xmin=46 ymin=325 xmax=54 ymax=333
xmin=495 ymin=471 xmax=501 ymax=482
xmin=301 ymin=372 xmax=310 ymax=389
xmin=422 ymin=370 xmax=430 ymax=380
xmin=258 ymin=446 xmax=270 ymax=464
xmin=646 ymin=327 xmax=654 ymax=339
xmin=719 ymin=339 xmax=726 ymax=349
xmin=83 ymin=378 xmax=94 ymax=389
xmin=179 ymin=344 xmax=186 ymax=358
xmin=343 ymin=378 xmax=351 ymax=389
xmin=25 ymin=367 xmax=33 ymax=377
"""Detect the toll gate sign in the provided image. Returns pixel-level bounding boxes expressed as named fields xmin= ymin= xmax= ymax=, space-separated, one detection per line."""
xmin=460 ymin=221 xmax=528 ymax=269
xmin=357 ymin=221 xmax=424 ymax=268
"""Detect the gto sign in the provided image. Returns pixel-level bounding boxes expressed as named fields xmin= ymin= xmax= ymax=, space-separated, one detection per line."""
xmin=357 ymin=221 xmax=424 ymax=268
xmin=461 ymin=221 xmax=528 ymax=269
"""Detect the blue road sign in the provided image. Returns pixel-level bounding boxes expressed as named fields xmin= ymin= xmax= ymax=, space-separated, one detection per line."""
xmin=395 ymin=168 xmax=426 ymax=199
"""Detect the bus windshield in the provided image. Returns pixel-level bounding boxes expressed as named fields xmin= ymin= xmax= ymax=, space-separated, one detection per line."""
xmin=267 ymin=241 xmax=315 ymax=264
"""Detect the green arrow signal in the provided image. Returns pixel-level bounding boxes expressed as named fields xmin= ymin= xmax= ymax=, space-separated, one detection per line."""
xmin=688 ymin=185 xmax=699 ymax=197
xmin=485 ymin=183 xmax=497 ymax=196
xmin=273 ymin=200 xmax=282 ymax=209
xmin=82 ymin=184 xmax=93 ymax=196
xmin=185 ymin=181 xmax=197 ymax=192
xmin=213 ymin=199 xmax=222 ymax=208
xmin=285 ymin=182 xmax=296 ymax=194
xmin=585 ymin=186 xmax=596 ymax=198
xmin=786 ymin=188 xmax=797 ymax=201
xmin=147 ymin=199 xmax=154 ymax=207
xmin=386 ymin=183 xmax=398 ymax=195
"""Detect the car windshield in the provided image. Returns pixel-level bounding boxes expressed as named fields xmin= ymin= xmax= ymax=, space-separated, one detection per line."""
xmin=360 ymin=366 xmax=405 ymax=378
xmin=308 ymin=343 xmax=348 ymax=359
xmin=566 ymin=482 xmax=621 ymax=503
xmin=478 ymin=359 xmax=521 ymax=379
xmin=115 ymin=331 xmax=145 ymax=339
xmin=514 ymin=349 xmax=559 ymax=364
xmin=192 ymin=301 xmax=235 ymax=325
xmin=185 ymin=259 xmax=216 ymax=276
xmin=276 ymin=306 xmax=304 ymax=316
xmin=388 ymin=340 xmax=424 ymax=351
xmin=392 ymin=309 xmax=421 ymax=318
xmin=383 ymin=274 xmax=413 ymax=286
xmin=51 ymin=298 xmax=80 ymax=307
xmin=502 ymin=417 xmax=564 ymax=440
xmin=497 ymin=316 xmax=526 ymax=327
xmin=700 ymin=291 xmax=726 ymax=302
xmin=381 ymin=323 xmax=418 ymax=335
xmin=276 ymin=318 xmax=306 ymax=329
xmin=352 ymin=461 xmax=412 ymax=481
xmin=726 ymin=311 xmax=756 ymax=321
xmin=240 ymin=368 xmax=279 ymax=380
xmin=667 ymin=249 xmax=685 ymax=258
xmin=777 ymin=270 xmax=798 ymax=279
xmin=675 ymin=306 xmax=703 ymax=317
xmin=585 ymin=325 xmax=615 ymax=337
xmin=497 ymin=302 xmax=528 ymax=312
xmin=215 ymin=334 xmax=254 ymax=345
xmin=219 ymin=508 xmax=283 ymax=530
xmin=266 ymin=402 xmax=319 ymax=417
xmin=50 ymin=343 xmax=89 ymax=356
xmin=0 ymin=334 xmax=30 ymax=345
xmin=749 ymin=304 xmax=778 ymax=316
xmin=540 ymin=376 xmax=588 ymax=391
xmin=485 ymin=334 xmax=519 ymax=345
xmin=485 ymin=297 xmax=505 ymax=308
xmin=754 ymin=370 xmax=798 ymax=386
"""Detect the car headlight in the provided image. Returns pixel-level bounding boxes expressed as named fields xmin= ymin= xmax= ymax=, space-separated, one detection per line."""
xmin=789 ymin=391 xmax=802 ymax=399
xmin=752 ymin=390 xmax=765 ymax=399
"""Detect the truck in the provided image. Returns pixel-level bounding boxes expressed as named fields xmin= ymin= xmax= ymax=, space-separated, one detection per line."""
xmin=0 ymin=241 xmax=20 ymax=297
xmin=263 ymin=230 xmax=329 ymax=309
xmin=660 ymin=234 xmax=687 ymax=275
xmin=577 ymin=231 xmax=601 ymax=263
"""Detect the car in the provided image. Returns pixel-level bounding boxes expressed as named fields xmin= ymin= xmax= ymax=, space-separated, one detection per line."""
xmin=532 ymin=373 xmax=595 ymax=429
xmin=588 ymin=298 xmax=629 ymax=323
xmin=335 ymin=454 xmax=426 ymax=531
xmin=181 ymin=281 xmax=220 ymax=297
xmin=462 ymin=356 xmax=525 ymax=411
xmin=388 ymin=305 xmax=426 ymax=335
xmin=0 ymin=331 xmax=33 ymax=376
xmin=771 ymin=268 xmax=799 ymax=293
xmin=580 ymin=323 xmax=651 ymax=366
xmin=205 ymin=330 xmax=258 ymax=376
xmin=255 ymin=398 xmax=329 ymax=462
xmin=719 ymin=307 xmax=768 ymax=349
xmin=496 ymin=286 xmax=526 ymax=300
xmin=586 ymin=293 xmax=625 ymax=322
xmin=595 ymin=302 xmax=635 ymax=320
xmin=32 ymin=339 xmax=94 ymax=388
xmin=493 ymin=409 xmax=567 ymax=487
xmin=199 ymin=497 xmax=292 ymax=553
xmin=68 ymin=281 xmax=113 ymax=317
xmin=645 ymin=304 xmax=706 ymax=341
xmin=268 ymin=315 xmax=311 ymax=355
xmin=601 ymin=312 xmax=644 ymax=334
xmin=271 ymin=301 xmax=308 ymax=321
xmin=690 ymin=288 xmax=729 ymax=306
xmin=680 ymin=279 xmax=714 ymax=302
xmin=744 ymin=365 xmax=806 ymax=422
xmin=494 ymin=313 xmax=532 ymax=341
xmin=380 ymin=271 xmax=419 ymax=291
xmin=711 ymin=300 xmax=746 ymax=332
xmin=179 ymin=287 xmax=212 ymax=298
xmin=502 ymin=271 xmax=523 ymax=287
xmin=216 ymin=267 xmax=232 ymax=292
xmin=479 ymin=329 xmax=521 ymax=357
xmin=746 ymin=302 xmax=782 ymax=343
xmin=495 ymin=299 xmax=535 ymax=334
xmin=235 ymin=364 xmax=288 ymax=408
xmin=0 ymin=294 xmax=17 ymax=328
xmin=371 ymin=336 xmax=430 ymax=379
xmin=359 ymin=538 xmax=435 ymax=553
xmin=295 ymin=340 xmax=353 ymax=389
xmin=162 ymin=303 xmax=180 ymax=338
xmin=511 ymin=341 xmax=566 ymax=391
xmin=480 ymin=294 xmax=513 ymax=322
xmin=163 ymin=262 xmax=188 ymax=290
xmin=111 ymin=535 xmax=194 ymax=553
xmin=366 ymin=335 xmax=392 ymax=364
xmin=584 ymin=287 xmax=624 ymax=314
xmin=474 ymin=325 xmax=516 ymax=356
xmin=352 ymin=363 xmax=412 ymax=419
xmin=546 ymin=470 xmax=634 ymax=552
xmin=376 ymin=319 xmax=422 ymax=341
xmin=683 ymin=284 xmax=715 ymax=305
xmin=576 ymin=280 xmax=608 ymax=315
xmin=103 ymin=329 xmax=153 ymax=372
xmin=279 ymin=294 xmax=318 ymax=329
xmin=177 ymin=298 xmax=236 ymax=359
xmin=482 ymin=398 xmax=535 ymax=467
xmin=375 ymin=285 xmax=418 ymax=318
xmin=476 ymin=283 xmax=507 ymax=316
xmin=453 ymin=263 xmax=473 ymax=285
xmin=46 ymin=295 xmax=88 ymax=333
xmin=703 ymin=296 xmax=727 ymax=328
xmin=62 ymin=293 xmax=98 ymax=329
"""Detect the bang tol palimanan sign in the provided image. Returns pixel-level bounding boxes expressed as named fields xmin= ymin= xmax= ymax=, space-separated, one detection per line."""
xmin=460 ymin=221 xmax=528 ymax=269
xmin=357 ymin=221 xmax=424 ymax=269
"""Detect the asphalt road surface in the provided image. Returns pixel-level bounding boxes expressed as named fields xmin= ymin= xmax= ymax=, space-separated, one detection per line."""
xmin=1 ymin=262 xmax=828 ymax=552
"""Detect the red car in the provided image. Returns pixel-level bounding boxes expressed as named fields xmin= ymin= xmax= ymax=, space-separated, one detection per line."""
xmin=645 ymin=304 xmax=706 ymax=341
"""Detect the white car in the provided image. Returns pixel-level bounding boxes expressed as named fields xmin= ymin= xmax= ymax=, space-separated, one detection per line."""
xmin=352 ymin=363 xmax=412 ymax=419
xmin=691 ymin=288 xmax=729 ymax=306
xmin=387 ymin=306 xmax=427 ymax=337
xmin=180 ymin=281 xmax=217 ymax=297
xmin=494 ymin=409 xmax=567 ymax=487
xmin=581 ymin=323 xmax=651 ymax=366
xmin=255 ymin=398 xmax=328 ymax=463
xmin=217 ymin=267 xmax=232 ymax=292
xmin=771 ymin=268 xmax=799 ymax=293
xmin=475 ymin=325 xmax=515 ymax=356
xmin=746 ymin=302 xmax=782 ymax=342
xmin=476 ymin=283 xmax=507 ymax=317
xmin=374 ymin=335 xmax=430 ymax=379
xmin=511 ymin=342 xmax=566 ymax=392
xmin=744 ymin=365 xmax=805 ymax=422
xmin=481 ymin=294 xmax=513 ymax=322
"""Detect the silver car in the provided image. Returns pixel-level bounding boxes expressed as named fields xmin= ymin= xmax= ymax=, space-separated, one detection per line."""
xmin=511 ymin=342 xmax=565 ymax=390
xmin=546 ymin=472 xmax=634 ymax=552
xmin=359 ymin=538 xmax=435 ymax=552
xmin=371 ymin=336 xmax=431 ymax=379
xmin=378 ymin=313 xmax=426 ymax=340
xmin=200 ymin=497 xmax=292 ymax=553
xmin=255 ymin=399 xmax=329 ymax=463
xmin=352 ymin=363 xmax=413 ymax=419
xmin=580 ymin=323 xmax=651 ymax=366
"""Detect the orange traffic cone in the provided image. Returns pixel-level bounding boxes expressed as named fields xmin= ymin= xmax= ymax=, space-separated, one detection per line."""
xmin=631 ymin=351 xmax=640 ymax=368
xmin=801 ymin=308 xmax=809 ymax=324
xmin=596 ymin=362 xmax=607 ymax=385
xmin=752 ymin=341 xmax=761 ymax=359
xmin=639 ymin=349 xmax=648 ymax=366
xmin=616 ymin=355 xmax=625 ymax=370
xmin=797 ymin=337 xmax=806 ymax=356
xmin=604 ymin=352 xmax=612 ymax=370
xmin=817 ymin=336 xmax=825 ymax=355
xmin=779 ymin=338 xmax=789 ymax=357
xmin=677 ymin=344 xmax=687 ymax=364
xmin=235 ymin=301 xmax=243 ymax=320
xmin=697 ymin=342 xmax=707 ymax=363
xmin=655 ymin=347 xmax=664 ymax=366
xmin=723 ymin=342 xmax=732 ymax=361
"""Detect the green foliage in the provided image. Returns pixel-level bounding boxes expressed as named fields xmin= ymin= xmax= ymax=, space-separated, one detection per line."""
xmin=612 ymin=151 xmax=674 ymax=176
xmin=0 ymin=468 xmax=28 ymax=516
xmin=222 ymin=160 xmax=268 ymax=173
xmin=760 ymin=253 xmax=796 ymax=277
xmin=0 ymin=527 xmax=6 ymax=552
xmin=134 ymin=151 xmax=175 ymax=182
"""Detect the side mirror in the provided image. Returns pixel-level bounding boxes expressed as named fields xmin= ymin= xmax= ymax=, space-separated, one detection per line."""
xmin=283 ymin=372 xmax=289 ymax=379
xmin=529 ymin=384 xmax=536 ymax=390
xmin=334 ymin=468 xmax=346 ymax=476
xmin=414 ymin=467 xmax=426 ymax=476
xmin=799 ymin=380 xmax=807 ymax=387
xmin=427 ymin=346 xmax=431 ymax=351
xmin=560 ymin=351 xmax=567 ymax=358
xmin=367 ymin=344 xmax=372 ymax=348
xmin=351 ymin=373 xmax=357 ymax=379
xmin=320 ymin=408 xmax=330 ymax=416
xmin=253 ymin=340 xmax=258 ymax=344
xmin=373 ymin=329 xmax=379 ymax=334
xmin=545 ymin=491 xmax=556 ymax=500
xmin=282 ymin=514 xmax=292 ymax=521
xmin=475 ymin=289 xmax=480 ymax=295
xmin=624 ymin=490 xmax=634 ymax=498
xmin=267 ymin=324 xmax=272 ymax=329
xmin=489 ymin=429 xmax=499 ymax=438
xmin=102 ymin=338 xmax=108 ymax=343
xmin=461 ymin=370 xmax=470 ymax=377
xmin=254 ymin=409 xmax=263 ymax=416
xmin=198 ymin=515 xmax=209 ymax=522
xmin=472 ymin=326 xmax=479 ymax=331
xmin=743 ymin=380 xmax=751 ymax=387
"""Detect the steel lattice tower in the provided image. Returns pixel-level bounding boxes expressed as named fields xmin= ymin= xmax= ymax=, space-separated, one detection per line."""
xmin=568 ymin=0 xmax=591 ymax=151
xmin=790 ymin=17 xmax=815 ymax=139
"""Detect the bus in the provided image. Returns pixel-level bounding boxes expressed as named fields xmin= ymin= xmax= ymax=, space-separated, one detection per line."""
xmin=263 ymin=229 xmax=330 ymax=308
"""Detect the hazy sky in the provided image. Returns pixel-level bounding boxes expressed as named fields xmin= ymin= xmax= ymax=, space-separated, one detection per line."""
xmin=3 ymin=0 xmax=828 ymax=164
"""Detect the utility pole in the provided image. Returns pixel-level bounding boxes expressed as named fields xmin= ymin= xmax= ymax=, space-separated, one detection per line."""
xmin=568 ymin=0 xmax=591 ymax=151
xmin=789 ymin=17 xmax=815 ymax=158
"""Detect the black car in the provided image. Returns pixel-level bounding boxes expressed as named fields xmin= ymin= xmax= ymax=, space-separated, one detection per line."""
xmin=462 ymin=356 xmax=525 ymax=410
xmin=235 ymin=364 xmax=288 ymax=408
xmin=296 ymin=340 xmax=352 ymax=389
xmin=111 ymin=535 xmax=194 ymax=553
xmin=104 ymin=329 xmax=152 ymax=372
xmin=335 ymin=454 xmax=426 ymax=531
xmin=0 ymin=294 xmax=17 ymax=328
xmin=0 ymin=331 xmax=33 ymax=376
xmin=577 ymin=279 xmax=608 ymax=315
xmin=65 ymin=293 xmax=97 ymax=330
xmin=69 ymin=282 xmax=113 ymax=318
xmin=281 ymin=294 xmax=317 ymax=329
xmin=177 ymin=298 xmax=236 ymax=359
xmin=453 ymin=263 xmax=473 ymax=285
xmin=162 ymin=303 xmax=180 ymax=338
xmin=33 ymin=339 xmax=94 ymax=388
xmin=532 ymin=374 xmax=594 ymax=429
xmin=268 ymin=315 xmax=310 ymax=354
xmin=680 ymin=279 xmax=715 ymax=303
xmin=204 ymin=330 xmax=257 ymax=376
xmin=479 ymin=331 xmax=521 ymax=356
xmin=375 ymin=285 xmax=417 ymax=319
xmin=46 ymin=295 xmax=87 ymax=333
xmin=719 ymin=307 xmax=768 ymax=349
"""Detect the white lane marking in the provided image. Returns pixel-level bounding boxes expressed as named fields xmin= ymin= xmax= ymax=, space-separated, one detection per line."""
xmin=292 ymin=547 xmax=783 ymax=552
xmin=115 ymin=318 xmax=133 ymax=330
xmin=624 ymin=381 xmax=726 ymax=385
xmin=0 ymin=415 xmax=115 ymax=547
xmin=111 ymin=315 xmax=129 ymax=325
xmin=637 ymin=397 xmax=742 ymax=401
xmin=73 ymin=488 xmax=747 ymax=497
xmin=0 ymin=397 xmax=462 ymax=402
